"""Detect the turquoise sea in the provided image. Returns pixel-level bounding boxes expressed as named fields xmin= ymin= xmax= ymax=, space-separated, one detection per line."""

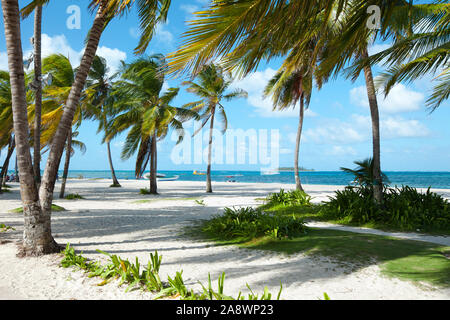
xmin=48 ymin=170 xmax=450 ymax=190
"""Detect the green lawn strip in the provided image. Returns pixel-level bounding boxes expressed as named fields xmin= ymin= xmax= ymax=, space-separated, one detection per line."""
xmin=262 ymin=203 xmax=450 ymax=236
xmin=9 ymin=204 xmax=66 ymax=213
xmin=189 ymin=221 xmax=450 ymax=288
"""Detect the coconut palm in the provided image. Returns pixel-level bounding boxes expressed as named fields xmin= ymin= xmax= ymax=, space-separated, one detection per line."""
xmin=264 ymin=68 xmax=313 ymax=192
xmin=108 ymin=55 xmax=198 ymax=194
xmin=59 ymin=130 xmax=86 ymax=199
xmin=85 ymin=55 xmax=121 ymax=187
xmin=21 ymin=0 xmax=50 ymax=184
xmin=341 ymin=158 xmax=390 ymax=190
xmin=181 ymin=64 xmax=247 ymax=193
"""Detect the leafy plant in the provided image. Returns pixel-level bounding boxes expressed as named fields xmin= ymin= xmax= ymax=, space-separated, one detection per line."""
xmin=64 ymin=193 xmax=84 ymax=200
xmin=266 ymin=189 xmax=312 ymax=206
xmin=195 ymin=199 xmax=206 ymax=206
xmin=0 ymin=223 xmax=15 ymax=232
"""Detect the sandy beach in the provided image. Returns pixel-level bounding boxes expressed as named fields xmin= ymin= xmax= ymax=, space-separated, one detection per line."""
xmin=0 ymin=179 xmax=449 ymax=300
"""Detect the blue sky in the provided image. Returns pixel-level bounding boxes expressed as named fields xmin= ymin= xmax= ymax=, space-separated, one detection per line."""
xmin=0 ymin=0 xmax=449 ymax=172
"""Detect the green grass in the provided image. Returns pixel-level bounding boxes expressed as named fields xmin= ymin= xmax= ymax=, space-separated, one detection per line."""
xmin=9 ymin=204 xmax=66 ymax=213
xmin=190 ymin=220 xmax=450 ymax=287
xmin=64 ymin=193 xmax=85 ymax=200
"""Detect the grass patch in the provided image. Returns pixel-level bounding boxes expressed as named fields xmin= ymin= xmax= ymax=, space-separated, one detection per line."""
xmin=64 ymin=193 xmax=84 ymax=200
xmin=9 ymin=204 xmax=66 ymax=213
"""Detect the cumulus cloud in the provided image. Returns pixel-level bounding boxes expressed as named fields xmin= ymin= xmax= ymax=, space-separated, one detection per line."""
xmin=304 ymin=114 xmax=430 ymax=145
xmin=350 ymin=83 xmax=424 ymax=114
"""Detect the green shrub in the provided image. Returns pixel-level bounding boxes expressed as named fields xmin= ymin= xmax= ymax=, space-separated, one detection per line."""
xmin=0 ymin=223 xmax=15 ymax=232
xmin=201 ymin=206 xmax=307 ymax=240
xmin=265 ymin=189 xmax=312 ymax=206
xmin=64 ymin=193 xmax=84 ymax=200
xmin=140 ymin=188 xmax=151 ymax=195
xmin=319 ymin=185 xmax=450 ymax=231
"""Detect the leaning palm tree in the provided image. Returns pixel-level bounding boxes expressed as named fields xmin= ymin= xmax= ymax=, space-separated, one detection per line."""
xmin=1 ymin=0 xmax=171 ymax=256
xmin=85 ymin=55 xmax=121 ymax=187
xmin=108 ymin=56 xmax=198 ymax=194
xmin=182 ymin=64 xmax=247 ymax=193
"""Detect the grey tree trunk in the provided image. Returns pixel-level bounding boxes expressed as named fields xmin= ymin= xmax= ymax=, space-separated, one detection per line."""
xmin=206 ymin=106 xmax=216 ymax=193
xmin=33 ymin=5 xmax=42 ymax=185
xmin=149 ymin=133 xmax=158 ymax=194
xmin=1 ymin=0 xmax=59 ymax=256
xmin=0 ymin=136 xmax=15 ymax=193
xmin=59 ymin=131 xmax=72 ymax=199
xmin=362 ymin=47 xmax=383 ymax=203
xmin=39 ymin=2 xmax=108 ymax=214
xmin=294 ymin=98 xmax=305 ymax=192
xmin=106 ymin=141 xmax=120 ymax=187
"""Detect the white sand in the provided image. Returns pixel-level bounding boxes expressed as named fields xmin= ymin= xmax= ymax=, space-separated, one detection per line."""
xmin=0 ymin=179 xmax=449 ymax=300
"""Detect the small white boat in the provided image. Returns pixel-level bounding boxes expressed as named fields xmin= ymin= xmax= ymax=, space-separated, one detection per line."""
xmin=144 ymin=173 xmax=166 ymax=179
xmin=157 ymin=175 xmax=179 ymax=181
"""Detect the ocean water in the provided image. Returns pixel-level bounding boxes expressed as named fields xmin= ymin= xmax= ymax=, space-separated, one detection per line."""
xmin=45 ymin=170 xmax=450 ymax=190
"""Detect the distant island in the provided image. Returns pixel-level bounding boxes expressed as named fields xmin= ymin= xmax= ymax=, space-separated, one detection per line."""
xmin=278 ymin=167 xmax=315 ymax=172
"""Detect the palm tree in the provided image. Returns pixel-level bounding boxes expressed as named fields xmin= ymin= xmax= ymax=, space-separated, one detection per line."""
xmin=181 ymin=64 xmax=247 ymax=193
xmin=85 ymin=55 xmax=121 ymax=187
xmin=21 ymin=1 xmax=50 ymax=185
xmin=109 ymin=56 xmax=198 ymax=194
xmin=341 ymin=158 xmax=390 ymax=190
xmin=1 ymin=0 xmax=171 ymax=256
xmin=59 ymin=130 xmax=86 ymax=199
xmin=264 ymin=68 xmax=313 ymax=192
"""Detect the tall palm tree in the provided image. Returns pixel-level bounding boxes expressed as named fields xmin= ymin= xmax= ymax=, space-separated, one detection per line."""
xmin=181 ymin=64 xmax=247 ymax=193
xmin=21 ymin=0 xmax=50 ymax=185
xmin=109 ymin=56 xmax=198 ymax=194
xmin=85 ymin=55 xmax=121 ymax=187
xmin=1 ymin=0 xmax=171 ymax=256
xmin=264 ymin=68 xmax=313 ymax=192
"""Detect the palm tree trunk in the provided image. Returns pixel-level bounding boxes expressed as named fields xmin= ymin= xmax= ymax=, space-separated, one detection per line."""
xmin=33 ymin=5 xmax=42 ymax=185
xmin=149 ymin=133 xmax=158 ymax=194
xmin=294 ymin=98 xmax=305 ymax=192
xmin=1 ymin=0 xmax=59 ymax=256
xmin=206 ymin=107 xmax=216 ymax=193
xmin=362 ymin=47 xmax=383 ymax=203
xmin=107 ymin=141 xmax=120 ymax=187
xmin=0 ymin=136 xmax=15 ymax=193
xmin=59 ymin=131 xmax=72 ymax=199
xmin=39 ymin=2 xmax=108 ymax=214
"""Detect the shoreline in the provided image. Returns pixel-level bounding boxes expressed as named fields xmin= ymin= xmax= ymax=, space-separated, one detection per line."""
xmin=1 ymin=180 xmax=449 ymax=300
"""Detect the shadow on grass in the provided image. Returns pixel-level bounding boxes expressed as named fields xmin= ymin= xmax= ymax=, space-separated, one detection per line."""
xmin=187 ymin=220 xmax=450 ymax=288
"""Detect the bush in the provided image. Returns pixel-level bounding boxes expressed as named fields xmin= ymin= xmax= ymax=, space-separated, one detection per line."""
xmin=201 ymin=206 xmax=307 ymax=240
xmin=319 ymin=185 xmax=450 ymax=231
xmin=265 ymin=189 xmax=312 ymax=206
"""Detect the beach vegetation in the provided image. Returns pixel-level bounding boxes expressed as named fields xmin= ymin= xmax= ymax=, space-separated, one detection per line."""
xmin=60 ymin=244 xmax=284 ymax=300
xmin=263 ymin=189 xmax=312 ymax=207
xmin=0 ymin=223 xmax=15 ymax=232
xmin=199 ymin=206 xmax=307 ymax=242
xmin=64 ymin=193 xmax=85 ymax=200
xmin=9 ymin=204 xmax=66 ymax=213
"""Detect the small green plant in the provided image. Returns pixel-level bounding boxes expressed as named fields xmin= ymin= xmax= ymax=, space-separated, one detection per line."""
xmin=0 ymin=223 xmax=15 ymax=232
xmin=9 ymin=204 xmax=66 ymax=213
xmin=195 ymin=199 xmax=206 ymax=206
xmin=201 ymin=206 xmax=307 ymax=241
xmin=140 ymin=188 xmax=151 ymax=195
xmin=64 ymin=193 xmax=84 ymax=200
xmin=266 ymin=189 xmax=312 ymax=206
xmin=60 ymin=243 xmax=93 ymax=270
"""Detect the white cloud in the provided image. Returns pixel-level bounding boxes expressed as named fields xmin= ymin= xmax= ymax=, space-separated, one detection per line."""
xmin=0 ymin=52 xmax=8 ymax=70
xmin=350 ymin=83 xmax=424 ymax=114
xmin=326 ymin=146 xmax=357 ymax=157
xmin=304 ymin=114 xmax=430 ymax=145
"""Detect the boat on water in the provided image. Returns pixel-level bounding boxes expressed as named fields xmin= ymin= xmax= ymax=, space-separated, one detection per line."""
xmin=144 ymin=173 xmax=167 ymax=179
xmin=157 ymin=175 xmax=179 ymax=181
xmin=193 ymin=170 xmax=206 ymax=175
